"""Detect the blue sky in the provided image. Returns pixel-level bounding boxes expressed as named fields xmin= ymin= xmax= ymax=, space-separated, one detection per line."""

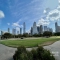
xmin=0 ymin=0 xmax=60 ymax=33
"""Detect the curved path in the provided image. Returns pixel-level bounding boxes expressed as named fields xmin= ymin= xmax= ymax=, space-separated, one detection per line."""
xmin=0 ymin=44 xmax=16 ymax=60
xmin=0 ymin=41 xmax=60 ymax=60
xmin=44 ymin=41 xmax=60 ymax=60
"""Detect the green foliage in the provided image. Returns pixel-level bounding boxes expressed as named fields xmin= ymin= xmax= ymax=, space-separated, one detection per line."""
xmin=1 ymin=33 xmax=12 ymax=39
xmin=22 ymin=33 xmax=29 ymax=37
xmin=31 ymin=49 xmax=38 ymax=60
xmin=33 ymin=34 xmax=43 ymax=37
xmin=13 ymin=46 xmax=55 ymax=60
xmin=54 ymin=32 xmax=60 ymax=36
xmin=43 ymin=31 xmax=52 ymax=37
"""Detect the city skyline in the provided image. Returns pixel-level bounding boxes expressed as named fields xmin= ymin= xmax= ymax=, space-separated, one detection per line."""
xmin=0 ymin=0 xmax=60 ymax=32
xmin=0 ymin=21 xmax=58 ymax=35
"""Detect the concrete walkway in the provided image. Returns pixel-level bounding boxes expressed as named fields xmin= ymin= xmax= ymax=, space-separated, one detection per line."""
xmin=0 ymin=41 xmax=60 ymax=60
xmin=44 ymin=41 xmax=60 ymax=60
xmin=0 ymin=44 xmax=16 ymax=60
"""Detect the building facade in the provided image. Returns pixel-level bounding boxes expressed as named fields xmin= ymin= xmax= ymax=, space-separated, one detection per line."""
xmin=40 ymin=25 xmax=43 ymax=34
xmin=55 ymin=22 xmax=60 ymax=33
xmin=44 ymin=26 xmax=48 ymax=32
xmin=12 ymin=28 xmax=16 ymax=35
xmin=32 ymin=22 xmax=38 ymax=35
xmin=20 ymin=28 xmax=22 ymax=34
xmin=8 ymin=28 xmax=10 ymax=33
xmin=37 ymin=26 xmax=40 ymax=34
xmin=30 ymin=27 xmax=33 ymax=35
xmin=23 ymin=22 xmax=26 ymax=34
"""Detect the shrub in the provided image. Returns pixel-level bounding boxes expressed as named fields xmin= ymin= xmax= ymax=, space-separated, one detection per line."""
xmin=13 ymin=46 xmax=55 ymax=60
xmin=31 ymin=49 xmax=37 ymax=60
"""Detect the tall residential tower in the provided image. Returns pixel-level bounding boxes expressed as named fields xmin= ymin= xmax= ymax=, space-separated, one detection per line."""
xmin=32 ymin=22 xmax=38 ymax=35
xmin=8 ymin=28 xmax=10 ymax=33
xmin=23 ymin=22 xmax=26 ymax=34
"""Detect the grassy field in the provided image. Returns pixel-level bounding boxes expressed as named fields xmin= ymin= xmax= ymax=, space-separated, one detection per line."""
xmin=0 ymin=37 xmax=60 ymax=48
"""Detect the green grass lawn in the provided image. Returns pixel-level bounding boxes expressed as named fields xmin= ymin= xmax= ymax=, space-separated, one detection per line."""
xmin=0 ymin=37 xmax=60 ymax=48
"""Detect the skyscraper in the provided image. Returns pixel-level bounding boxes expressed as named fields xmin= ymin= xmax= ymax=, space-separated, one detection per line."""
xmin=55 ymin=22 xmax=58 ymax=33
xmin=20 ymin=28 xmax=22 ymax=34
xmin=40 ymin=25 xmax=43 ymax=34
xmin=32 ymin=22 xmax=38 ymax=35
xmin=44 ymin=26 xmax=48 ymax=32
xmin=49 ymin=28 xmax=53 ymax=32
xmin=12 ymin=28 xmax=16 ymax=35
xmin=37 ymin=26 xmax=40 ymax=34
xmin=30 ymin=27 xmax=33 ymax=35
xmin=1 ymin=31 xmax=3 ymax=36
xmin=23 ymin=22 xmax=26 ymax=34
xmin=55 ymin=22 xmax=60 ymax=32
xmin=17 ymin=31 xmax=19 ymax=35
xmin=8 ymin=28 xmax=10 ymax=33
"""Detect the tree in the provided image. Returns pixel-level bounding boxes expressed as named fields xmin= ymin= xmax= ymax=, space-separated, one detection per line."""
xmin=54 ymin=32 xmax=60 ymax=36
xmin=33 ymin=34 xmax=39 ymax=37
xmin=22 ymin=33 xmax=29 ymax=37
xmin=43 ymin=31 xmax=52 ymax=37
xmin=2 ymin=33 xmax=12 ymax=39
xmin=17 ymin=34 xmax=22 ymax=38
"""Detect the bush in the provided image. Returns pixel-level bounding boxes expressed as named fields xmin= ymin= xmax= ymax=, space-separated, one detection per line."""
xmin=13 ymin=46 xmax=55 ymax=60
xmin=31 ymin=49 xmax=38 ymax=60
xmin=43 ymin=31 xmax=52 ymax=37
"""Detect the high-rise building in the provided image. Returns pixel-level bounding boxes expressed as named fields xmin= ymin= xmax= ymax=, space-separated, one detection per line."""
xmin=30 ymin=27 xmax=33 ymax=35
xmin=40 ymin=25 xmax=43 ymax=34
xmin=23 ymin=22 xmax=26 ymax=34
xmin=44 ymin=26 xmax=53 ymax=32
xmin=55 ymin=22 xmax=60 ymax=32
xmin=49 ymin=28 xmax=53 ymax=32
xmin=17 ymin=31 xmax=19 ymax=35
xmin=37 ymin=26 xmax=40 ymax=34
xmin=1 ymin=31 xmax=3 ymax=35
xmin=20 ymin=28 xmax=22 ymax=34
xmin=55 ymin=22 xmax=58 ymax=33
xmin=32 ymin=22 xmax=38 ymax=35
xmin=12 ymin=28 xmax=16 ymax=35
xmin=47 ymin=27 xmax=50 ymax=31
xmin=8 ymin=28 xmax=10 ymax=33
xmin=44 ymin=26 xmax=48 ymax=32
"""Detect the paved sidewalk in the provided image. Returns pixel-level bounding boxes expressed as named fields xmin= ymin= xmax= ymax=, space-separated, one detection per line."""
xmin=0 ymin=44 xmax=16 ymax=60
xmin=44 ymin=41 xmax=60 ymax=60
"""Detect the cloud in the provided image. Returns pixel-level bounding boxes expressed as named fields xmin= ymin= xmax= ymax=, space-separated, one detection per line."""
xmin=12 ymin=18 xmax=23 ymax=28
xmin=43 ymin=10 xmax=47 ymax=14
xmin=16 ymin=19 xmax=21 ymax=24
xmin=7 ymin=23 xmax=10 ymax=25
xmin=57 ymin=5 xmax=60 ymax=10
xmin=58 ymin=0 xmax=60 ymax=3
xmin=43 ymin=8 xmax=50 ymax=14
xmin=30 ymin=0 xmax=40 ymax=4
xmin=46 ymin=9 xmax=60 ymax=21
xmin=26 ymin=29 xmax=30 ymax=33
xmin=37 ymin=18 xmax=50 ymax=26
xmin=7 ymin=0 xmax=44 ymax=23
xmin=46 ymin=0 xmax=60 ymax=21
xmin=0 ymin=10 xmax=5 ymax=18
xmin=12 ymin=23 xmax=20 ymax=27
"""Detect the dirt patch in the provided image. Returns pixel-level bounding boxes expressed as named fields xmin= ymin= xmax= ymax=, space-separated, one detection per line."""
xmin=38 ymin=41 xmax=56 ymax=46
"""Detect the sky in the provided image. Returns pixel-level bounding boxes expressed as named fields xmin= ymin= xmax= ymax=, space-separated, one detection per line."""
xmin=0 ymin=0 xmax=60 ymax=33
